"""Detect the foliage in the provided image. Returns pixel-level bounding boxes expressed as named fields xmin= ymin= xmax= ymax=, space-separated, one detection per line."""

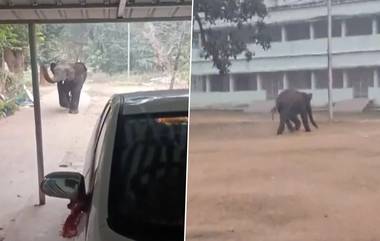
xmin=142 ymin=21 xmax=191 ymax=87
xmin=193 ymin=0 xmax=271 ymax=74
xmin=36 ymin=22 xmax=191 ymax=77
xmin=0 ymin=71 xmax=27 ymax=117
xmin=85 ymin=23 xmax=151 ymax=74
xmin=38 ymin=24 xmax=66 ymax=64
xmin=0 ymin=25 xmax=29 ymax=50
xmin=0 ymin=21 xmax=191 ymax=118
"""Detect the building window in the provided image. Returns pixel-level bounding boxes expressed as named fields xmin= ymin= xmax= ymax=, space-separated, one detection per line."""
xmin=206 ymin=29 xmax=228 ymax=44
xmin=261 ymin=72 xmax=284 ymax=90
xmin=287 ymin=71 xmax=312 ymax=89
xmin=209 ymin=74 xmax=230 ymax=92
xmin=332 ymin=19 xmax=342 ymax=37
xmin=313 ymin=19 xmax=342 ymax=38
xmin=314 ymin=20 xmax=327 ymax=39
xmin=333 ymin=70 xmax=344 ymax=89
xmin=192 ymin=32 xmax=200 ymax=48
xmin=234 ymin=26 xmax=254 ymax=43
xmin=314 ymin=70 xmax=344 ymax=89
xmin=234 ymin=73 xmax=257 ymax=91
xmin=315 ymin=70 xmax=328 ymax=89
xmin=346 ymin=17 xmax=372 ymax=36
xmin=191 ymin=75 xmax=206 ymax=92
xmin=286 ymin=23 xmax=310 ymax=41
xmin=346 ymin=68 xmax=374 ymax=87
xmin=266 ymin=25 xmax=282 ymax=42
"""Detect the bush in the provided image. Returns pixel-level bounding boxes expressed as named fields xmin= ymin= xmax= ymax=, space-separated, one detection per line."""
xmin=0 ymin=70 xmax=29 ymax=118
xmin=0 ymin=99 xmax=18 ymax=117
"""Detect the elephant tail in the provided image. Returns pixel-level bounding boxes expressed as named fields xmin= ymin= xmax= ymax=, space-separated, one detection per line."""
xmin=308 ymin=108 xmax=318 ymax=128
xmin=271 ymin=106 xmax=277 ymax=120
xmin=40 ymin=65 xmax=55 ymax=84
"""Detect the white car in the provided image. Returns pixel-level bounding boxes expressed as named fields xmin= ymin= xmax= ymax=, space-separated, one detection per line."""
xmin=40 ymin=89 xmax=189 ymax=241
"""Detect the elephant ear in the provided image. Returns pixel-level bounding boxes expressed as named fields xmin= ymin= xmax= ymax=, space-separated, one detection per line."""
xmin=50 ymin=63 xmax=57 ymax=73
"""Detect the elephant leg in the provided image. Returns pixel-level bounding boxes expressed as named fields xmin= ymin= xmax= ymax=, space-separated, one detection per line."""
xmin=68 ymin=84 xmax=83 ymax=114
xmin=301 ymin=112 xmax=311 ymax=132
xmin=277 ymin=112 xmax=287 ymax=135
xmin=285 ymin=119 xmax=295 ymax=132
xmin=291 ymin=115 xmax=301 ymax=131
xmin=57 ymin=81 xmax=70 ymax=108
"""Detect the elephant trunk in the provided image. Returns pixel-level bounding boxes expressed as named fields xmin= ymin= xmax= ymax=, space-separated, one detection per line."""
xmin=307 ymin=107 xmax=318 ymax=128
xmin=40 ymin=65 xmax=56 ymax=84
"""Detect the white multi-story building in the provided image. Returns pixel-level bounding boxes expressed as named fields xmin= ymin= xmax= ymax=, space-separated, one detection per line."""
xmin=191 ymin=0 xmax=380 ymax=108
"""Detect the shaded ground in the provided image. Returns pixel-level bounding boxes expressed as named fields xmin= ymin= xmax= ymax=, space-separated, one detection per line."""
xmin=0 ymin=81 xmax=165 ymax=240
xmin=186 ymin=110 xmax=380 ymax=241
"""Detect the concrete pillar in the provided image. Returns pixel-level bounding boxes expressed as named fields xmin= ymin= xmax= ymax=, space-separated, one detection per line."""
xmin=283 ymin=72 xmax=289 ymax=89
xmin=257 ymin=73 xmax=262 ymax=91
xmin=341 ymin=19 xmax=347 ymax=37
xmin=229 ymin=74 xmax=235 ymax=92
xmin=343 ymin=70 xmax=348 ymax=88
xmin=310 ymin=22 xmax=315 ymax=39
xmin=205 ymin=75 xmax=211 ymax=92
xmin=281 ymin=25 xmax=287 ymax=42
xmin=372 ymin=17 xmax=378 ymax=35
xmin=311 ymin=71 xmax=317 ymax=90
xmin=374 ymin=68 xmax=379 ymax=88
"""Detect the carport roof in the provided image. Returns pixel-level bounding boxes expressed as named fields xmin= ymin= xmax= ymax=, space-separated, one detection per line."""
xmin=0 ymin=0 xmax=192 ymax=23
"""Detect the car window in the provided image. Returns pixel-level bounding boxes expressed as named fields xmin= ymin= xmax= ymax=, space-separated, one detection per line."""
xmin=107 ymin=112 xmax=188 ymax=241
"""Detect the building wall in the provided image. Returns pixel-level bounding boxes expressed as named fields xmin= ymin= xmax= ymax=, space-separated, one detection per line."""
xmin=191 ymin=0 xmax=380 ymax=108
xmin=190 ymin=91 xmax=266 ymax=109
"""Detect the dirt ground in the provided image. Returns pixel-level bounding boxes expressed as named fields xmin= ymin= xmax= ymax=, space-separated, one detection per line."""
xmin=186 ymin=110 xmax=380 ymax=241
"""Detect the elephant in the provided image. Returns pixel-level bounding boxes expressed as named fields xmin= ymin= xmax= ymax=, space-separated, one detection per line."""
xmin=41 ymin=62 xmax=87 ymax=114
xmin=271 ymin=89 xmax=318 ymax=135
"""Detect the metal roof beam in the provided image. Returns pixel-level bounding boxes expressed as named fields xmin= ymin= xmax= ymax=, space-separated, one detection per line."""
xmin=0 ymin=1 xmax=191 ymax=9
xmin=117 ymin=0 xmax=127 ymax=18
xmin=79 ymin=0 xmax=86 ymax=6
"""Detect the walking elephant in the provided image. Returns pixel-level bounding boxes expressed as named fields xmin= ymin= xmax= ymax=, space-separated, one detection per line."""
xmin=41 ymin=62 xmax=87 ymax=114
xmin=271 ymin=89 xmax=318 ymax=135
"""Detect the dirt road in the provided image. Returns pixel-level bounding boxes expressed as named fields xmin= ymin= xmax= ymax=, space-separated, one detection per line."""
xmin=0 ymin=81 xmax=162 ymax=240
xmin=186 ymin=110 xmax=380 ymax=241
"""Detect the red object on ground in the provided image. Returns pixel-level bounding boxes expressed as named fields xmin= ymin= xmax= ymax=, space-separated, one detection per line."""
xmin=61 ymin=200 xmax=86 ymax=238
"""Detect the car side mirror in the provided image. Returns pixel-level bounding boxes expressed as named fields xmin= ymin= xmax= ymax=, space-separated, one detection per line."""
xmin=40 ymin=171 xmax=85 ymax=201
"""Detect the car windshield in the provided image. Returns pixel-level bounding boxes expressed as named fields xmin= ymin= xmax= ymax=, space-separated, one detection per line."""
xmin=108 ymin=111 xmax=188 ymax=241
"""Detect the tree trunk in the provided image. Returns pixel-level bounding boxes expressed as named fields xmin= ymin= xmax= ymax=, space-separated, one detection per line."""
xmin=169 ymin=27 xmax=186 ymax=90
xmin=0 ymin=50 xmax=4 ymax=70
xmin=4 ymin=48 xmax=15 ymax=72
xmin=14 ymin=49 xmax=24 ymax=74
xmin=143 ymin=23 xmax=170 ymax=72
xmin=3 ymin=48 xmax=25 ymax=74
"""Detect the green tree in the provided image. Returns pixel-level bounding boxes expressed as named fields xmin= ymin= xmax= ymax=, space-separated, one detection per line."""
xmin=194 ymin=0 xmax=271 ymax=74
xmin=38 ymin=24 xmax=65 ymax=64
xmin=0 ymin=25 xmax=30 ymax=73
xmin=86 ymin=23 xmax=131 ymax=74
xmin=143 ymin=21 xmax=191 ymax=87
